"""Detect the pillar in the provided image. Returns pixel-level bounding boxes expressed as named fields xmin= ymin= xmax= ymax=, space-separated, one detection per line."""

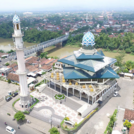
xmin=88 ymin=95 xmax=89 ymax=103
xmin=80 ymin=92 xmax=81 ymax=100
xmin=66 ymin=88 xmax=68 ymax=96
xmin=54 ymin=83 xmax=56 ymax=90
xmin=49 ymin=80 xmax=50 ymax=87
xmin=73 ymin=88 xmax=74 ymax=96
xmin=60 ymin=86 xmax=62 ymax=93
xmin=92 ymin=97 xmax=93 ymax=105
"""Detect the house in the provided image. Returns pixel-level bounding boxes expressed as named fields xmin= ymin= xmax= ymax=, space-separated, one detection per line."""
xmin=124 ymin=109 xmax=134 ymax=121
xmin=129 ymin=124 xmax=134 ymax=134
xmin=7 ymin=73 xmax=19 ymax=83
xmin=95 ymin=29 xmax=102 ymax=33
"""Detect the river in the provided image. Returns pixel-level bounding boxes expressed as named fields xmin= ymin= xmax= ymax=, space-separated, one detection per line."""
xmin=0 ymin=38 xmax=134 ymax=61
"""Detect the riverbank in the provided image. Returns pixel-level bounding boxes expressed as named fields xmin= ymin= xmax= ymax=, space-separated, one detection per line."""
xmin=45 ymin=46 xmax=134 ymax=62
xmin=0 ymin=38 xmax=36 ymax=51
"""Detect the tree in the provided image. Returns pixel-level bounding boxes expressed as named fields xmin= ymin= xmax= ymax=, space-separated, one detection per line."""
xmin=49 ymin=127 xmax=60 ymax=134
xmin=14 ymin=111 xmax=25 ymax=122
xmin=5 ymin=63 xmax=9 ymax=66
xmin=123 ymin=120 xmax=132 ymax=129
xmin=8 ymin=79 xmax=11 ymax=83
xmin=125 ymin=48 xmax=131 ymax=53
xmin=115 ymin=53 xmax=125 ymax=67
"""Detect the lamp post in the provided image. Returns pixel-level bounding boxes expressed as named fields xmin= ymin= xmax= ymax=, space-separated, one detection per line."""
xmin=49 ymin=115 xmax=52 ymax=128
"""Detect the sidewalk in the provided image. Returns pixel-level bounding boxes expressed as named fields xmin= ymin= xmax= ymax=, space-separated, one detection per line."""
xmin=25 ymin=114 xmax=63 ymax=134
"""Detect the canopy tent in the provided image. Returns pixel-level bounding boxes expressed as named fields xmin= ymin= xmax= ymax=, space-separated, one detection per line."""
xmin=27 ymin=77 xmax=36 ymax=85
xmin=36 ymin=84 xmax=47 ymax=92
xmin=27 ymin=72 xmax=37 ymax=78
xmin=77 ymin=104 xmax=91 ymax=118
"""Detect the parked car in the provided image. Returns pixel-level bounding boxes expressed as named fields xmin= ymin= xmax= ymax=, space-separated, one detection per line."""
xmin=12 ymin=92 xmax=18 ymax=97
xmin=113 ymin=91 xmax=118 ymax=97
xmin=6 ymin=97 xmax=12 ymax=102
xmin=6 ymin=126 xmax=16 ymax=134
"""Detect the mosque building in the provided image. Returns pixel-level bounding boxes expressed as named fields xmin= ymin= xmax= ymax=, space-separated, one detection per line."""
xmin=45 ymin=32 xmax=119 ymax=105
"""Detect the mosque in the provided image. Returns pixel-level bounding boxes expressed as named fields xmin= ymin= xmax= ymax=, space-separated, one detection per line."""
xmin=45 ymin=32 xmax=119 ymax=105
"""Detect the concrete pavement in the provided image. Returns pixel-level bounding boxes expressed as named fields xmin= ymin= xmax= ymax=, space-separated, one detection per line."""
xmin=77 ymin=78 xmax=134 ymax=134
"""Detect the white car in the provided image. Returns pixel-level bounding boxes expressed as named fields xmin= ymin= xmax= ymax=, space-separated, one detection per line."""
xmin=113 ymin=91 xmax=118 ymax=97
xmin=6 ymin=126 xmax=16 ymax=134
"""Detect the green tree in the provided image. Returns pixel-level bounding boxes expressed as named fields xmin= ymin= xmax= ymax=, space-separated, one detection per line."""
xmin=5 ymin=63 xmax=9 ymax=66
xmin=14 ymin=111 xmax=25 ymax=122
xmin=8 ymin=79 xmax=11 ymax=83
xmin=123 ymin=120 xmax=132 ymax=129
xmin=115 ymin=53 xmax=125 ymax=67
xmin=49 ymin=127 xmax=60 ymax=134
xmin=125 ymin=48 xmax=131 ymax=53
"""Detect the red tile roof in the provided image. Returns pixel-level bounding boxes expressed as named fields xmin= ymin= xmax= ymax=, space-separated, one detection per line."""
xmin=41 ymin=65 xmax=52 ymax=71
xmin=7 ymin=73 xmax=19 ymax=82
xmin=129 ymin=124 xmax=134 ymax=134
xmin=124 ymin=109 xmax=134 ymax=120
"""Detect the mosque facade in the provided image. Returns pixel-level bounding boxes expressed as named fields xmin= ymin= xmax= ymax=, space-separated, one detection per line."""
xmin=45 ymin=32 xmax=119 ymax=105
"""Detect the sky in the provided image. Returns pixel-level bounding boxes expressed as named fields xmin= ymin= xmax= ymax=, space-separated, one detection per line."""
xmin=1 ymin=0 xmax=134 ymax=11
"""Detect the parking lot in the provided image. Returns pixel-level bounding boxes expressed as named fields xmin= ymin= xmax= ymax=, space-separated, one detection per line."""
xmin=77 ymin=78 xmax=134 ymax=134
xmin=0 ymin=81 xmax=18 ymax=105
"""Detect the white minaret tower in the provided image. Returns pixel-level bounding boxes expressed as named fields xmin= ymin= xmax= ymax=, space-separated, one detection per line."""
xmin=12 ymin=15 xmax=32 ymax=108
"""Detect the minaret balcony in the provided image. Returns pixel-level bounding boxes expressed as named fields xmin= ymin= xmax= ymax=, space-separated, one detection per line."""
xmin=12 ymin=32 xmax=24 ymax=37
xmin=16 ymin=70 xmax=27 ymax=75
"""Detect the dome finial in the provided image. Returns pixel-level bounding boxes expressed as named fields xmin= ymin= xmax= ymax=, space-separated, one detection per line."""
xmin=82 ymin=31 xmax=95 ymax=48
xmin=13 ymin=14 xmax=20 ymax=23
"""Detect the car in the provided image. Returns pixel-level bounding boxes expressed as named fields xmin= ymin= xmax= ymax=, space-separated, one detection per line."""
xmin=6 ymin=126 xmax=16 ymax=134
xmin=12 ymin=92 xmax=18 ymax=97
xmin=6 ymin=97 xmax=12 ymax=102
xmin=113 ymin=91 xmax=118 ymax=97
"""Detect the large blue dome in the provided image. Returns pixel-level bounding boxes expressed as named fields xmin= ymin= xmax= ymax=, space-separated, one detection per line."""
xmin=13 ymin=14 xmax=20 ymax=23
xmin=82 ymin=32 xmax=95 ymax=46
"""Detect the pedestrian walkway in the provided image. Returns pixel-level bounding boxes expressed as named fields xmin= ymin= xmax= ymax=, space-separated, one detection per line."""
xmin=25 ymin=114 xmax=64 ymax=134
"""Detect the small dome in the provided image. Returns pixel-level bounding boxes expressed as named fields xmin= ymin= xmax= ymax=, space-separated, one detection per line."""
xmin=13 ymin=14 xmax=20 ymax=23
xmin=82 ymin=32 xmax=95 ymax=46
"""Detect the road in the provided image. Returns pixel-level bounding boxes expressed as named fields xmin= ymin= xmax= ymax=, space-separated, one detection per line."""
xmin=0 ymin=108 xmax=44 ymax=134
xmin=77 ymin=78 xmax=134 ymax=134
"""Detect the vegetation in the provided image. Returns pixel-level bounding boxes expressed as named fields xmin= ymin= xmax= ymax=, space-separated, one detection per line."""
xmin=0 ymin=50 xmax=4 ymax=53
xmin=104 ymin=109 xmax=118 ymax=134
xmin=5 ymin=63 xmax=9 ymax=66
xmin=14 ymin=111 xmax=25 ymax=122
xmin=72 ymin=26 xmax=90 ymax=34
xmin=49 ymin=127 xmax=60 ymax=134
xmin=123 ymin=120 xmax=132 ymax=129
xmin=23 ymin=29 xmax=62 ymax=43
xmin=30 ymin=98 xmax=39 ymax=109
xmin=115 ymin=53 xmax=134 ymax=73
xmin=35 ymin=80 xmax=44 ymax=87
xmin=0 ymin=21 xmax=13 ymax=38
xmin=7 ymin=79 xmax=11 ymax=83
xmin=40 ymin=52 xmax=48 ymax=59
xmin=54 ymin=94 xmax=65 ymax=100
xmin=61 ymin=110 xmax=96 ymax=131
xmin=7 ymin=49 xmax=15 ymax=53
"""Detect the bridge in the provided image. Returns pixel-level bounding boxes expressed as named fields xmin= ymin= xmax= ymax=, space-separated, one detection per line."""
xmin=9 ymin=34 xmax=69 ymax=59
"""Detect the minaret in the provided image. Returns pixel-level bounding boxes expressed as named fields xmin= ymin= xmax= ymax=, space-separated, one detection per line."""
xmin=12 ymin=15 xmax=32 ymax=108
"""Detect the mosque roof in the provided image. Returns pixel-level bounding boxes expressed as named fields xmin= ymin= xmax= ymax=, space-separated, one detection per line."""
xmin=74 ymin=50 xmax=104 ymax=60
xmin=58 ymin=54 xmax=116 ymax=73
xmin=82 ymin=32 xmax=95 ymax=46
xmin=63 ymin=66 xmax=119 ymax=79
xmin=13 ymin=14 xmax=20 ymax=23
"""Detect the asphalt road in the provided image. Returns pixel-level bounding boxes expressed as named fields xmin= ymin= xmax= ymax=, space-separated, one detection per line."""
xmin=0 ymin=110 xmax=44 ymax=134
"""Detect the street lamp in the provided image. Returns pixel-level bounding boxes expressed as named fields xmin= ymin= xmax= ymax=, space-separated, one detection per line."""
xmin=49 ymin=115 xmax=52 ymax=128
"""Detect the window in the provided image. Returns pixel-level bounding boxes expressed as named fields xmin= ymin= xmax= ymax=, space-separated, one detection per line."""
xmin=98 ymin=79 xmax=103 ymax=83
xmin=16 ymin=24 xmax=19 ymax=30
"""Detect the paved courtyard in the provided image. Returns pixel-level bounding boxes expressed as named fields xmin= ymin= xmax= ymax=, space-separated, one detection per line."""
xmin=31 ymin=91 xmax=83 ymax=125
xmin=77 ymin=78 xmax=134 ymax=134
